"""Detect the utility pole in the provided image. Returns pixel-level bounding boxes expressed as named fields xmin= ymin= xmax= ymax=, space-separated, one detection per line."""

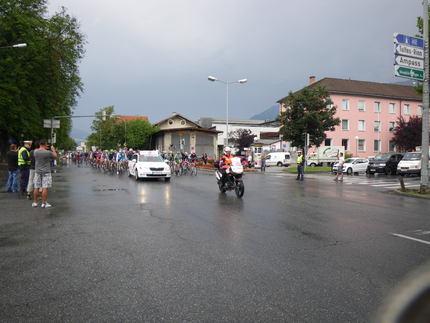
xmin=421 ymin=0 xmax=429 ymax=193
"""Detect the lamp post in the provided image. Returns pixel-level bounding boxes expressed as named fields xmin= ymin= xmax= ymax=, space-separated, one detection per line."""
xmin=208 ymin=76 xmax=247 ymax=147
xmin=0 ymin=43 xmax=27 ymax=49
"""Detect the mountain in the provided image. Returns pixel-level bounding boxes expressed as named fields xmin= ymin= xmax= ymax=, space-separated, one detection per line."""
xmin=250 ymin=105 xmax=279 ymax=120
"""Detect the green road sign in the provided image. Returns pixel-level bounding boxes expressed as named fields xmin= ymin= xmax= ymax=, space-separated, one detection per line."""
xmin=394 ymin=66 xmax=424 ymax=81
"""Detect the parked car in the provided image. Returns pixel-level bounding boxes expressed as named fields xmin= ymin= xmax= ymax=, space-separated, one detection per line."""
xmin=332 ymin=158 xmax=369 ymax=175
xmin=366 ymin=153 xmax=404 ymax=175
xmin=397 ymin=151 xmax=430 ymax=176
xmin=265 ymin=152 xmax=291 ymax=167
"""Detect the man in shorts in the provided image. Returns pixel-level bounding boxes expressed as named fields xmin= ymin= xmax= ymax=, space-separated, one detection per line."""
xmin=33 ymin=140 xmax=57 ymax=208
xmin=334 ymin=152 xmax=345 ymax=182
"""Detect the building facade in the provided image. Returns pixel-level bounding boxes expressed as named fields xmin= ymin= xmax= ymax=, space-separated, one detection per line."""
xmin=278 ymin=78 xmax=423 ymax=158
xmin=153 ymin=113 xmax=220 ymax=158
xmin=198 ymin=118 xmax=280 ymax=149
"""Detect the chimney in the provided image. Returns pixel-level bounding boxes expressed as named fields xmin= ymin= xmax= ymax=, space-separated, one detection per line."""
xmin=309 ymin=76 xmax=316 ymax=85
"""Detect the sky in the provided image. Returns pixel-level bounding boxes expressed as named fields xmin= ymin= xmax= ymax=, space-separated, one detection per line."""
xmin=46 ymin=0 xmax=423 ymax=140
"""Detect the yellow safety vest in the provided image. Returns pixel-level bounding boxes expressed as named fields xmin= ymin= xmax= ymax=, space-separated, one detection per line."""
xmin=18 ymin=147 xmax=30 ymax=166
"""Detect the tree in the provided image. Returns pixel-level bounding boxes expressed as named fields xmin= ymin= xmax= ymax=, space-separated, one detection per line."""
xmin=117 ymin=119 xmax=159 ymax=150
xmin=0 ymin=0 xmax=85 ymax=158
xmin=279 ymin=86 xmax=340 ymax=150
xmin=392 ymin=116 xmax=429 ymax=151
xmin=86 ymin=106 xmax=159 ymax=150
xmin=86 ymin=106 xmax=117 ymax=150
xmin=229 ymin=129 xmax=256 ymax=150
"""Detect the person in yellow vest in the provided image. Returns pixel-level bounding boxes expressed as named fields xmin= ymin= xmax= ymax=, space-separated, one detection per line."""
xmin=18 ymin=140 xmax=32 ymax=194
xmin=296 ymin=150 xmax=304 ymax=181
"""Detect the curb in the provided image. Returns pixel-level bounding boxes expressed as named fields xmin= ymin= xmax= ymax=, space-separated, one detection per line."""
xmin=390 ymin=189 xmax=430 ymax=200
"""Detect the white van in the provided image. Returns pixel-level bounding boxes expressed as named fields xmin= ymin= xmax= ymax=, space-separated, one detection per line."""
xmin=397 ymin=151 xmax=430 ymax=176
xmin=265 ymin=152 xmax=291 ymax=167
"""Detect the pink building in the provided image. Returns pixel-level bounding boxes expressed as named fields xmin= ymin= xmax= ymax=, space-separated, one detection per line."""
xmin=278 ymin=77 xmax=423 ymax=157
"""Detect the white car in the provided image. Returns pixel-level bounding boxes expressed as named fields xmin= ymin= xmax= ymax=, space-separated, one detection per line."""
xmin=128 ymin=151 xmax=171 ymax=182
xmin=332 ymin=158 xmax=369 ymax=175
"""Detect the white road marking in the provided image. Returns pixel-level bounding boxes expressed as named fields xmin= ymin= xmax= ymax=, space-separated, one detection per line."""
xmin=391 ymin=233 xmax=430 ymax=245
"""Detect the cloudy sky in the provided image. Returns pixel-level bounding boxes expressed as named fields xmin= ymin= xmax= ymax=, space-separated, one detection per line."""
xmin=47 ymin=0 xmax=423 ymax=139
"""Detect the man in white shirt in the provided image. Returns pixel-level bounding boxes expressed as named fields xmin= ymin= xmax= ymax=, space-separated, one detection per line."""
xmin=334 ymin=152 xmax=345 ymax=182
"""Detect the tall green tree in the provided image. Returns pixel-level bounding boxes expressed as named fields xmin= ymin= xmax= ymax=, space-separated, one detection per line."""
xmin=86 ymin=106 xmax=159 ymax=150
xmin=0 ymin=0 xmax=85 ymax=157
xmin=279 ymin=86 xmax=340 ymax=150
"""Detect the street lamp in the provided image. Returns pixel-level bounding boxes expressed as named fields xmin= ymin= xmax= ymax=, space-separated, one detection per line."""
xmin=0 ymin=43 xmax=27 ymax=49
xmin=207 ymin=76 xmax=248 ymax=147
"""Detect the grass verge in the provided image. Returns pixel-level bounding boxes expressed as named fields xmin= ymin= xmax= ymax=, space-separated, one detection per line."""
xmin=284 ymin=167 xmax=332 ymax=173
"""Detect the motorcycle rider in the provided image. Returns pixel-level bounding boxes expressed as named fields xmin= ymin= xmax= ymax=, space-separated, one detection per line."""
xmin=218 ymin=146 xmax=233 ymax=187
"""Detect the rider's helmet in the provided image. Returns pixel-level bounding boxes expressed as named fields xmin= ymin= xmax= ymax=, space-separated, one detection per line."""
xmin=224 ymin=146 xmax=232 ymax=154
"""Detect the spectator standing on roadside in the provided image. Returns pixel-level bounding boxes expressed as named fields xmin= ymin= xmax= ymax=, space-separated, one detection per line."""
xmin=296 ymin=151 xmax=304 ymax=181
xmin=261 ymin=151 xmax=267 ymax=172
xmin=26 ymin=141 xmax=39 ymax=199
xmin=33 ymin=140 xmax=57 ymax=208
xmin=18 ymin=140 xmax=32 ymax=194
xmin=202 ymin=153 xmax=208 ymax=165
xmin=334 ymin=152 xmax=345 ymax=182
xmin=5 ymin=144 xmax=19 ymax=192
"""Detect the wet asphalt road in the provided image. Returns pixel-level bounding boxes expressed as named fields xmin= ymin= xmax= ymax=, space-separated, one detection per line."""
xmin=1 ymin=165 xmax=430 ymax=322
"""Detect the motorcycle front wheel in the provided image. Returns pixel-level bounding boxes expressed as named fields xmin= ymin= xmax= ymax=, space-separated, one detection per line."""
xmin=235 ymin=180 xmax=244 ymax=198
xmin=218 ymin=181 xmax=226 ymax=193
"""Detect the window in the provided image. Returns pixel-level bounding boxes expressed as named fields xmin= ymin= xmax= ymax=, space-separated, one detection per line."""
xmin=389 ymin=141 xmax=396 ymax=152
xmin=358 ymin=120 xmax=366 ymax=131
xmin=374 ymin=121 xmax=381 ymax=132
xmin=417 ymin=105 xmax=423 ymax=116
xmin=358 ymin=100 xmax=366 ymax=112
xmin=324 ymin=138 xmax=332 ymax=146
xmin=342 ymin=99 xmax=350 ymax=111
xmin=358 ymin=139 xmax=365 ymax=152
xmin=342 ymin=139 xmax=349 ymax=151
xmin=168 ymin=119 xmax=174 ymax=125
xmin=389 ymin=121 xmax=395 ymax=132
xmin=374 ymin=101 xmax=381 ymax=113
xmin=389 ymin=103 xmax=396 ymax=114
xmin=373 ymin=140 xmax=381 ymax=152
xmin=341 ymin=119 xmax=349 ymax=130
xmin=403 ymin=104 xmax=410 ymax=115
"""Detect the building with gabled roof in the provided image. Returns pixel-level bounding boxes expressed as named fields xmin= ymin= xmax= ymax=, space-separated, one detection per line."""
xmin=277 ymin=77 xmax=423 ymax=157
xmin=152 ymin=113 xmax=221 ymax=158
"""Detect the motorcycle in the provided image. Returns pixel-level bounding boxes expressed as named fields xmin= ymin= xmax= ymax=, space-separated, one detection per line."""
xmin=215 ymin=157 xmax=245 ymax=198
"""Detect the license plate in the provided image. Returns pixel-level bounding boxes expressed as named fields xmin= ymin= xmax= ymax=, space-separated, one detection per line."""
xmin=401 ymin=167 xmax=408 ymax=170
xmin=370 ymin=169 xmax=375 ymax=171
xmin=152 ymin=171 xmax=163 ymax=175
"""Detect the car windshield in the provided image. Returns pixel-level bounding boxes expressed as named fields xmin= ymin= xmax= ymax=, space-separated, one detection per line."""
xmin=344 ymin=159 xmax=356 ymax=163
xmin=138 ymin=155 xmax=164 ymax=162
xmin=374 ymin=153 xmax=391 ymax=161
xmin=402 ymin=152 xmax=421 ymax=161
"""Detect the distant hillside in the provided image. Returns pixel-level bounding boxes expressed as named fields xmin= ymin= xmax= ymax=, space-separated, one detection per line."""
xmin=250 ymin=105 xmax=279 ymax=120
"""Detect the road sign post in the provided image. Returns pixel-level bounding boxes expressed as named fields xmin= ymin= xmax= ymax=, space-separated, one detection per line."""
xmin=420 ymin=0 xmax=429 ymax=193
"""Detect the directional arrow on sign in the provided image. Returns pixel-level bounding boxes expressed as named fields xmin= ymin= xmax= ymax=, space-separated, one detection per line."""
xmin=395 ymin=44 xmax=424 ymax=59
xmin=394 ymin=55 xmax=424 ymax=70
xmin=394 ymin=66 xmax=424 ymax=81
xmin=394 ymin=33 xmax=424 ymax=48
